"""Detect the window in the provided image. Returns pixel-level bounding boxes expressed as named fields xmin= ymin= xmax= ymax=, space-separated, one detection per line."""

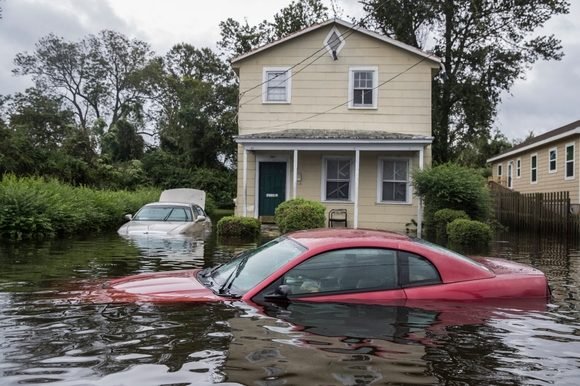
xmin=379 ymin=159 xmax=410 ymax=203
xmin=324 ymin=158 xmax=352 ymax=201
xmin=281 ymin=248 xmax=398 ymax=295
xmin=566 ymin=143 xmax=575 ymax=179
xmin=348 ymin=66 xmax=378 ymax=108
xmin=323 ymin=26 xmax=345 ymax=58
xmin=497 ymin=164 xmax=503 ymax=178
xmin=507 ymin=161 xmax=513 ymax=189
xmin=549 ymin=148 xmax=557 ymax=173
xmin=516 ymin=158 xmax=521 ymax=178
xmin=531 ymin=154 xmax=538 ymax=183
xmin=398 ymin=251 xmax=441 ymax=287
xmin=262 ymin=67 xmax=291 ymax=103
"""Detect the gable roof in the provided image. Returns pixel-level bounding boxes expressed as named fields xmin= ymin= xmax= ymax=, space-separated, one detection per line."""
xmin=487 ymin=119 xmax=580 ymax=163
xmin=230 ymin=18 xmax=441 ymax=66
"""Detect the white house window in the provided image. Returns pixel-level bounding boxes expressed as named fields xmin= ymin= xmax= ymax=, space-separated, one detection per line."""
xmin=566 ymin=143 xmax=575 ymax=179
xmin=497 ymin=164 xmax=503 ymax=178
xmin=323 ymin=27 xmax=345 ymax=58
xmin=262 ymin=67 xmax=291 ymax=103
xmin=531 ymin=154 xmax=538 ymax=183
xmin=324 ymin=158 xmax=352 ymax=201
xmin=507 ymin=161 xmax=513 ymax=189
xmin=516 ymin=158 xmax=521 ymax=178
xmin=379 ymin=159 xmax=410 ymax=203
xmin=349 ymin=66 xmax=378 ymax=109
xmin=549 ymin=148 xmax=557 ymax=173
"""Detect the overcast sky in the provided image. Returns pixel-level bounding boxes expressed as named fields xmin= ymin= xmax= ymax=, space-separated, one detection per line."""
xmin=0 ymin=0 xmax=578 ymax=140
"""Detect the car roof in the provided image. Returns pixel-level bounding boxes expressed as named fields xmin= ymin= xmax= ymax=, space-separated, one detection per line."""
xmin=287 ymin=228 xmax=410 ymax=249
xmin=144 ymin=202 xmax=192 ymax=207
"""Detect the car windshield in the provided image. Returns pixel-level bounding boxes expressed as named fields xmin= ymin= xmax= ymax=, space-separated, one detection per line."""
xmin=412 ymin=238 xmax=490 ymax=270
xmin=133 ymin=205 xmax=193 ymax=222
xmin=209 ymin=237 xmax=306 ymax=296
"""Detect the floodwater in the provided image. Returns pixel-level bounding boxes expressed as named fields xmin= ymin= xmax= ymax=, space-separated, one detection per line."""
xmin=0 ymin=230 xmax=579 ymax=386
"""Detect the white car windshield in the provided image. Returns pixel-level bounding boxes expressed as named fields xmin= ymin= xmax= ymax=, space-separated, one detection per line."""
xmin=133 ymin=206 xmax=193 ymax=222
xmin=210 ymin=237 xmax=306 ymax=296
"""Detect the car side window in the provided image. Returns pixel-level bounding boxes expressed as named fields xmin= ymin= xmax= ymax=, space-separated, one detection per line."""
xmin=193 ymin=206 xmax=205 ymax=219
xmin=398 ymin=251 xmax=441 ymax=287
xmin=282 ymin=248 xmax=398 ymax=295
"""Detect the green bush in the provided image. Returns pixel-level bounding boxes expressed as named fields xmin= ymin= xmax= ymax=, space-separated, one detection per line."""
xmin=275 ymin=198 xmax=325 ymax=234
xmin=413 ymin=163 xmax=491 ymax=238
xmin=0 ymin=174 xmax=159 ymax=239
xmin=447 ymin=219 xmax=492 ymax=252
xmin=433 ymin=208 xmax=470 ymax=244
xmin=217 ymin=216 xmax=261 ymax=239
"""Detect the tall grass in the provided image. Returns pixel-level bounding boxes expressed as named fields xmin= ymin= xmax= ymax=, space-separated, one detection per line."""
xmin=0 ymin=175 xmax=160 ymax=239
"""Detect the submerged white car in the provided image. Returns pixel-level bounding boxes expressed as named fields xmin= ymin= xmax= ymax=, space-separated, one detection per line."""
xmin=118 ymin=189 xmax=211 ymax=236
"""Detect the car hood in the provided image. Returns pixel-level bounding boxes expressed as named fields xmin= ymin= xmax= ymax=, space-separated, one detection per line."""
xmin=118 ymin=221 xmax=191 ymax=235
xmin=100 ymin=269 xmax=222 ymax=303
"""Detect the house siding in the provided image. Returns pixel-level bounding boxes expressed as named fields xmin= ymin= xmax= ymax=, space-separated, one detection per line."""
xmin=490 ymin=136 xmax=580 ymax=203
xmin=235 ymin=24 xmax=436 ymax=136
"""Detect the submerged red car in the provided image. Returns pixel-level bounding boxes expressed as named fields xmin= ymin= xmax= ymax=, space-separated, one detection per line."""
xmin=92 ymin=229 xmax=550 ymax=304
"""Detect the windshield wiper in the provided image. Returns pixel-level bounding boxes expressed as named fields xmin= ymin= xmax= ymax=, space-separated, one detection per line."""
xmin=218 ymin=254 xmax=250 ymax=297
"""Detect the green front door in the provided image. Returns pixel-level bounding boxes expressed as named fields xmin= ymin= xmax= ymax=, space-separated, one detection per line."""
xmin=259 ymin=162 xmax=286 ymax=217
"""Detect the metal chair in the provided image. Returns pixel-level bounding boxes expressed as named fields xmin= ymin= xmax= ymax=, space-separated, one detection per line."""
xmin=328 ymin=209 xmax=347 ymax=228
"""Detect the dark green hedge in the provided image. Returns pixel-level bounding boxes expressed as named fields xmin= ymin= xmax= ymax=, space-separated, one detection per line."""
xmin=447 ymin=219 xmax=492 ymax=251
xmin=275 ymin=198 xmax=325 ymax=234
xmin=433 ymin=208 xmax=470 ymax=244
xmin=217 ymin=216 xmax=261 ymax=239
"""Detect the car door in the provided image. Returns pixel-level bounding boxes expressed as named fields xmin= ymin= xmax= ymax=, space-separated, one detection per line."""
xmin=257 ymin=248 xmax=406 ymax=303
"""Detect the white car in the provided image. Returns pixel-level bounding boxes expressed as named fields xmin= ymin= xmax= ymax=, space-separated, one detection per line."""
xmin=118 ymin=189 xmax=211 ymax=236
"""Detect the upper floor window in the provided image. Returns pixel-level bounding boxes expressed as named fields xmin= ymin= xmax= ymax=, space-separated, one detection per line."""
xmin=262 ymin=67 xmax=291 ymax=103
xmin=516 ymin=158 xmax=521 ymax=178
xmin=549 ymin=148 xmax=557 ymax=173
xmin=507 ymin=161 xmax=513 ymax=189
xmin=379 ymin=159 xmax=410 ymax=203
xmin=324 ymin=26 xmax=345 ymax=59
xmin=323 ymin=157 xmax=352 ymax=201
xmin=348 ymin=66 xmax=378 ymax=109
xmin=497 ymin=164 xmax=503 ymax=178
xmin=566 ymin=143 xmax=575 ymax=179
xmin=531 ymin=154 xmax=538 ymax=183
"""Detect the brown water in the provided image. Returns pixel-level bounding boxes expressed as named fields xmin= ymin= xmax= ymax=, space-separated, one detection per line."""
xmin=0 ymin=231 xmax=579 ymax=385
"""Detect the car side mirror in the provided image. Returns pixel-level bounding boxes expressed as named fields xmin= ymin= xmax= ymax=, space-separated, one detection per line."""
xmin=264 ymin=284 xmax=290 ymax=302
xmin=195 ymin=215 xmax=206 ymax=223
xmin=124 ymin=214 xmax=133 ymax=221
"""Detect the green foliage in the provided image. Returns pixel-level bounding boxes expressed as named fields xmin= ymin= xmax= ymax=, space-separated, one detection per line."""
xmin=362 ymin=0 xmax=569 ymax=164
xmin=447 ymin=219 xmax=492 ymax=253
xmin=0 ymin=175 xmax=159 ymax=239
xmin=275 ymin=198 xmax=325 ymax=234
xmin=433 ymin=208 xmax=469 ymax=244
xmin=413 ymin=163 xmax=491 ymax=237
xmin=217 ymin=216 xmax=261 ymax=239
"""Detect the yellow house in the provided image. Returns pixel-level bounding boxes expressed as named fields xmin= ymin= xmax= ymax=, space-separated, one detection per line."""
xmin=487 ymin=120 xmax=580 ymax=206
xmin=232 ymin=19 xmax=441 ymax=235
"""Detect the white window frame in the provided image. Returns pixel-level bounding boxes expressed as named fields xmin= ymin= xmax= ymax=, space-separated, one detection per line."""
xmin=348 ymin=66 xmax=378 ymax=109
xmin=376 ymin=158 xmax=412 ymax=204
xmin=507 ymin=161 xmax=513 ymax=189
xmin=321 ymin=156 xmax=354 ymax=202
xmin=548 ymin=147 xmax=557 ymax=173
xmin=323 ymin=26 xmax=345 ymax=58
xmin=497 ymin=163 xmax=503 ymax=178
xmin=565 ymin=143 xmax=575 ymax=180
xmin=262 ymin=67 xmax=292 ymax=104
xmin=516 ymin=158 xmax=521 ymax=178
xmin=530 ymin=153 xmax=538 ymax=184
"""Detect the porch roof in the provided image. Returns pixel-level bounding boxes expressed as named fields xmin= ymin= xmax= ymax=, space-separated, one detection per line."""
xmin=235 ymin=129 xmax=432 ymax=151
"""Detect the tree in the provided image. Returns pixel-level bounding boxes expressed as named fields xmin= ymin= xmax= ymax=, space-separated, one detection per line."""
xmin=151 ymin=44 xmax=238 ymax=168
xmin=362 ymin=0 xmax=569 ymax=164
xmin=13 ymin=31 xmax=155 ymax=135
xmin=218 ymin=0 xmax=328 ymax=59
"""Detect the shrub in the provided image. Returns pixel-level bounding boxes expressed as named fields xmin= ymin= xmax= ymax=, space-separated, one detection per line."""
xmin=275 ymin=198 xmax=325 ymax=234
xmin=413 ymin=163 xmax=491 ymax=238
xmin=217 ymin=216 xmax=261 ymax=239
xmin=447 ymin=219 xmax=492 ymax=252
xmin=433 ymin=208 xmax=470 ymax=244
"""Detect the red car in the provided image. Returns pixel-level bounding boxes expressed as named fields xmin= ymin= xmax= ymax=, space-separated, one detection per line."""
xmin=92 ymin=228 xmax=550 ymax=304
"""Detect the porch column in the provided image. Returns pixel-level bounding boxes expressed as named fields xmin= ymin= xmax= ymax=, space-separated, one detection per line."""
xmin=293 ymin=149 xmax=298 ymax=199
xmin=417 ymin=148 xmax=424 ymax=238
xmin=354 ymin=149 xmax=360 ymax=229
xmin=242 ymin=147 xmax=248 ymax=217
